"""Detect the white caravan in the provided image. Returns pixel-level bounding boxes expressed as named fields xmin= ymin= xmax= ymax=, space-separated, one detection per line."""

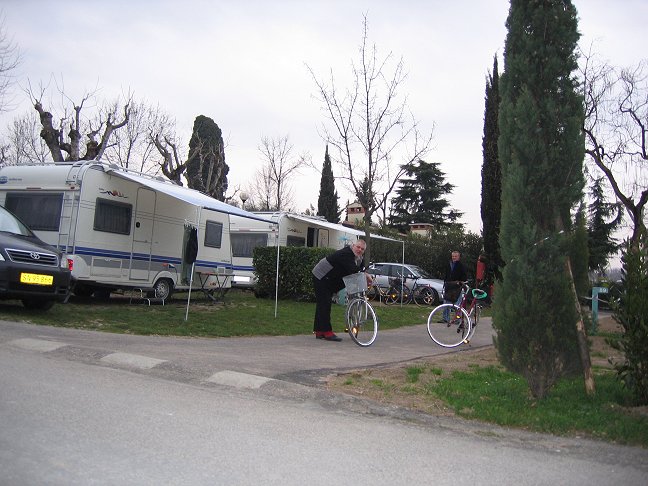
xmin=229 ymin=211 xmax=381 ymax=288
xmin=0 ymin=161 xmax=273 ymax=299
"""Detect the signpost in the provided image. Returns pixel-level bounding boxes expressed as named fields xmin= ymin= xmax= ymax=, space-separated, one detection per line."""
xmin=591 ymin=286 xmax=608 ymax=335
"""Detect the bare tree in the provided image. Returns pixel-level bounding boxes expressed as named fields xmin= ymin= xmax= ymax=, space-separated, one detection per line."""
xmin=248 ymin=135 xmax=307 ymax=211
xmin=102 ymin=99 xmax=171 ymax=174
xmin=581 ymin=51 xmax=648 ymax=248
xmin=0 ymin=13 xmax=21 ymax=113
xmin=3 ymin=111 xmax=50 ymax=165
xmin=151 ymin=132 xmax=188 ymax=185
xmin=308 ymin=15 xmax=433 ymax=261
xmin=27 ymin=79 xmax=131 ymax=162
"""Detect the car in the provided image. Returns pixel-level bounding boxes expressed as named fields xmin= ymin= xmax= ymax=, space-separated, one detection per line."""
xmin=367 ymin=262 xmax=444 ymax=304
xmin=0 ymin=205 xmax=72 ymax=310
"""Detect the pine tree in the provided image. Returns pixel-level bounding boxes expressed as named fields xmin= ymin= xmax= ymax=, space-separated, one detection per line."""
xmin=571 ymin=204 xmax=591 ymax=300
xmin=317 ymin=146 xmax=340 ymax=223
xmin=495 ymin=0 xmax=586 ymax=398
xmin=587 ymin=177 xmax=622 ymax=272
xmin=480 ymin=55 xmax=503 ymax=284
xmin=186 ymin=115 xmax=229 ymax=201
xmin=389 ymin=159 xmax=462 ymax=233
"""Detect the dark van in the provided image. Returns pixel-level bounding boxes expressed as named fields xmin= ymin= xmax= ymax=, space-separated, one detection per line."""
xmin=0 ymin=205 xmax=71 ymax=310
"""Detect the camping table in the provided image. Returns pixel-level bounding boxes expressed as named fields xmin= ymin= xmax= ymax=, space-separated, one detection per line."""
xmin=196 ymin=271 xmax=232 ymax=303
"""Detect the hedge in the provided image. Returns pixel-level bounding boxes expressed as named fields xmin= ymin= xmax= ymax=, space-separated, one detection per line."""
xmin=253 ymin=246 xmax=330 ymax=300
xmin=252 ymin=228 xmax=483 ymax=301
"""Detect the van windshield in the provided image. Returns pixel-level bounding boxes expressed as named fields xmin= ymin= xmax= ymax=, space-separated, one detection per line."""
xmin=0 ymin=206 xmax=33 ymax=236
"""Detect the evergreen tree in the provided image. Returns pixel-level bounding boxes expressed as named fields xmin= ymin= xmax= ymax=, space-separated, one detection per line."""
xmin=571 ymin=204 xmax=591 ymax=300
xmin=389 ymin=159 xmax=462 ymax=233
xmin=186 ymin=115 xmax=229 ymax=200
xmin=494 ymin=0 xmax=586 ymax=399
xmin=587 ymin=177 xmax=622 ymax=272
xmin=480 ymin=55 xmax=503 ymax=284
xmin=610 ymin=239 xmax=648 ymax=405
xmin=317 ymin=146 xmax=341 ymax=223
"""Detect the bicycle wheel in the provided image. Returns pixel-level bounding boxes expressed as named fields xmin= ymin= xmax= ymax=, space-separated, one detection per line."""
xmin=366 ymin=284 xmax=379 ymax=302
xmin=427 ymin=304 xmax=472 ymax=348
xmin=383 ymin=286 xmax=399 ymax=305
xmin=413 ymin=287 xmax=437 ymax=307
xmin=346 ymin=298 xmax=378 ymax=347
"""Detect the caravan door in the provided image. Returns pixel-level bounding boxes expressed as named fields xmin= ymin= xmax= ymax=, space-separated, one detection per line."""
xmin=129 ymin=187 xmax=156 ymax=281
xmin=318 ymin=228 xmax=330 ymax=248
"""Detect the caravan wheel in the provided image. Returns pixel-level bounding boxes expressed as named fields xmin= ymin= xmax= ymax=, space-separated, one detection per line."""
xmin=151 ymin=278 xmax=174 ymax=300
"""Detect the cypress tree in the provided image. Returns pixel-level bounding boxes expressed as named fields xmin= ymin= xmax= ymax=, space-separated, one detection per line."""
xmin=317 ymin=146 xmax=340 ymax=223
xmin=494 ymin=0 xmax=586 ymax=398
xmin=186 ymin=115 xmax=229 ymax=201
xmin=480 ymin=55 xmax=503 ymax=284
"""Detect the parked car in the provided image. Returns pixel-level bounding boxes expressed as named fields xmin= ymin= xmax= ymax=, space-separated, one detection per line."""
xmin=367 ymin=262 xmax=444 ymax=304
xmin=0 ymin=205 xmax=72 ymax=310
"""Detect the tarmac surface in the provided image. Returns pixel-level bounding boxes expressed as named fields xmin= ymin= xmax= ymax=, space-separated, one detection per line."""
xmin=3 ymin=314 xmax=648 ymax=476
xmin=0 ymin=316 xmax=495 ymax=388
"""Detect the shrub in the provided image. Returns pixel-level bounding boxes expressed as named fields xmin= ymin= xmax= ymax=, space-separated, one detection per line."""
xmin=253 ymin=246 xmax=330 ymax=300
xmin=609 ymin=240 xmax=648 ymax=405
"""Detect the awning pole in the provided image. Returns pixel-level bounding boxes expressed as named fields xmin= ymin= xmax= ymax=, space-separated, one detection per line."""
xmin=184 ymin=261 xmax=195 ymax=321
xmin=401 ymin=240 xmax=405 ymax=307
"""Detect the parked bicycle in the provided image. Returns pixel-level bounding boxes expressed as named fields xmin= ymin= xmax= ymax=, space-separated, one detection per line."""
xmin=366 ymin=280 xmax=391 ymax=303
xmin=426 ymin=280 xmax=488 ymax=347
xmin=343 ymin=272 xmax=378 ymax=347
xmin=383 ymin=274 xmax=439 ymax=307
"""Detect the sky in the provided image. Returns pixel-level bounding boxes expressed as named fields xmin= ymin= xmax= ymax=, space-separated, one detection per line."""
xmin=1 ymin=0 xmax=646 ymax=235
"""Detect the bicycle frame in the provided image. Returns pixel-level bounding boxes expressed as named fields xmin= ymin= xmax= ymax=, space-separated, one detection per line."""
xmin=455 ymin=281 xmax=487 ymax=335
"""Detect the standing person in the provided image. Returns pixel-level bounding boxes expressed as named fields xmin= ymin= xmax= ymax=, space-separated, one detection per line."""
xmin=443 ymin=250 xmax=468 ymax=320
xmin=312 ymin=239 xmax=368 ymax=341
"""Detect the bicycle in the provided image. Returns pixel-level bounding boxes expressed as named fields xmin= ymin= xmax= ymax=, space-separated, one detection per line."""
xmin=383 ymin=274 xmax=439 ymax=307
xmin=426 ymin=281 xmax=488 ymax=347
xmin=343 ymin=272 xmax=379 ymax=347
xmin=366 ymin=280 xmax=391 ymax=303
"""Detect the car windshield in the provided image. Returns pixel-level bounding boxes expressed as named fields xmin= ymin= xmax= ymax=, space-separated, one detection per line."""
xmin=409 ymin=265 xmax=432 ymax=279
xmin=0 ymin=206 xmax=33 ymax=236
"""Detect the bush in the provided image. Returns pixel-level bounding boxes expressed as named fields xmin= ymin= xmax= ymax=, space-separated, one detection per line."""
xmin=253 ymin=246 xmax=330 ymax=300
xmin=609 ymin=239 xmax=648 ymax=405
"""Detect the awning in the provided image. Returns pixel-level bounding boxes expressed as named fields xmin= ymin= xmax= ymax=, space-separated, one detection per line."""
xmin=107 ymin=167 xmax=276 ymax=225
xmin=284 ymin=213 xmax=401 ymax=243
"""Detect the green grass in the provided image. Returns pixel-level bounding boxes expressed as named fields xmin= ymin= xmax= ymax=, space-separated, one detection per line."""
xmin=406 ymin=366 xmax=424 ymax=383
xmin=0 ymin=289 xmax=432 ymax=337
xmin=424 ymin=365 xmax=648 ymax=447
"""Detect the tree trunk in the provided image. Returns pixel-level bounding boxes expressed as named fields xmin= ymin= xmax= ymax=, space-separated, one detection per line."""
xmin=565 ymin=258 xmax=596 ymax=396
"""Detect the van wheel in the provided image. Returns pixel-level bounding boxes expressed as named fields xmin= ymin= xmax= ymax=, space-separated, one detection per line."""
xmin=152 ymin=278 xmax=174 ymax=300
xmin=21 ymin=299 xmax=55 ymax=311
xmin=93 ymin=289 xmax=112 ymax=300
xmin=73 ymin=284 xmax=94 ymax=298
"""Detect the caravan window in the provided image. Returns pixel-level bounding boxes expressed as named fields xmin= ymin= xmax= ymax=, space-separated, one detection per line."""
xmin=5 ymin=192 xmax=63 ymax=231
xmin=204 ymin=220 xmax=223 ymax=248
xmin=231 ymin=233 xmax=267 ymax=257
xmin=286 ymin=235 xmax=305 ymax=247
xmin=94 ymin=198 xmax=132 ymax=235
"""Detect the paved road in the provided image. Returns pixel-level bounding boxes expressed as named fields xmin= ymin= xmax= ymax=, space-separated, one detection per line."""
xmin=0 ymin=316 xmax=495 ymax=386
xmin=2 ymin=316 xmax=647 ymax=485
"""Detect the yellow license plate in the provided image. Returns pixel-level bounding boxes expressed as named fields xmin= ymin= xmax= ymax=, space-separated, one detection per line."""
xmin=20 ymin=273 xmax=54 ymax=286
